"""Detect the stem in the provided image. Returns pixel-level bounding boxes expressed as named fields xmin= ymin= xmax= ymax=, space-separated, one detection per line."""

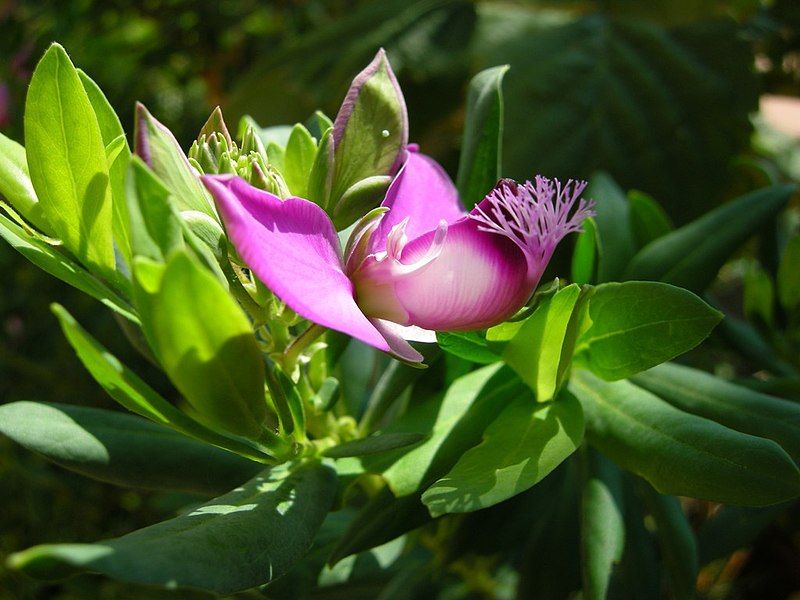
xmin=282 ymin=324 xmax=326 ymax=373
xmin=264 ymin=359 xmax=297 ymax=436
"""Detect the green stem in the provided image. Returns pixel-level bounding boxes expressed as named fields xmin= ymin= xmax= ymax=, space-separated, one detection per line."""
xmin=283 ymin=324 xmax=326 ymax=372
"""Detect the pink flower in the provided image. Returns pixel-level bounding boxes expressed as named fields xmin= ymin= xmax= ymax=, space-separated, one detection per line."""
xmin=202 ymin=149 xmax=592 ymax=363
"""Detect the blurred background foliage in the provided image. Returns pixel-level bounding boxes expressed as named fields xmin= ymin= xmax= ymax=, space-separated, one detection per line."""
xmin=1 ymin=0 xmax=800 ymax=597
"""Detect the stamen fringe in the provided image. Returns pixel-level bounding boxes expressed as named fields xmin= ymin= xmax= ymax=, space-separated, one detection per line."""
xmin=470 ymin=176 xmax=595 ymax=263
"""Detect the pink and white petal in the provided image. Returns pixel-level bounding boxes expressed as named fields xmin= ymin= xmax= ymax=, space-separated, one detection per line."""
xmin=369 ymin=319 xmax=425 ymax=364
xmin=354 ymin=217 xmax=533 ymax=332
xmin=370 ymin=149 xmax=464 ymax=254
xmin=202 ymin=175 xmax=391 ymax=352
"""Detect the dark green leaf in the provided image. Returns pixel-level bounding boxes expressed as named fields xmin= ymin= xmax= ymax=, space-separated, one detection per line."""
xmin=9 ymin=461 xmax=337 ymax=594
xmin=0 ymin=401 xmax=260 ymax=496
xmin=422 ymin=390 xmax=584 ymax=515
xmin=573 ymin=281 xmax=721 ymax=381
xmin=587 ymin=173 xmax=637 ymax=282
xmin=632 ymin=362 xmax=800 ymax=465
xmin=570 ymin=370 xmax=800 ymax=505
xmin=628 ymin=189 xmax=673 ymax=249
xmin=323 ymin=433 xmax=425 ymax=458
xmin=625 ymin=185 xmax=795 ymax=292
xmin=456 ymin=65 xmax=507 ymax=207
xmin=24 ymin=43 xmax=115 ymax=279
xmin=778 ymin=234 xmax=800 ymax=312
xmin=697 ymin=503 xmax=790 ymax=565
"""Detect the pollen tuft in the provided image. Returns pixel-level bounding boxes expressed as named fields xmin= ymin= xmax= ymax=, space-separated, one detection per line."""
xmin=469 ymin=176 xmax=595 ymax=264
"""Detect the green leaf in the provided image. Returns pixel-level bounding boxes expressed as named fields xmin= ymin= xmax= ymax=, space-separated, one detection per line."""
xmin=0 ymin=213 xmax=137 ymax=322
xmin=52 ymin=303 xmax=272 ymax=462
xmin=24 ymin=43 xmax=115 ymax=279
xmin=625 ymin=185 xmax=795 ymax=292
xmin=483 ymin=11 xmax=758 ymax=221
xmin=78 ymin=68 xmax=132 ymax=262
xmin=456 ymin=65 xmax=507 ymax=208
xmin=0 ymin=132 xmax=49 ymax=231
xmin=364 ymin=364 xmax=526 ymax=497
xmin=587 ymin=173 xmax=637 ymax=282
xmin=499 ymin=284 xmax=584 ymax=401
xmin=134 ymin=102 xmax=216 ymax=218
xmin=436 ymin=331 xmax=500 ymax=365
xmin=570 ymin=370 xmax=800 ymax=505
xmin=637 ymin=482 xmax=698 ymax=600
xmin=421 ymin=390 xmax=584 ymax=515
xmin=328 ymin=486 xmax=432 ymax=566
xmin=283 ymin=123 xmax=318 ymax=198
xmin=697 ymin=503 xmax=790 ymax=566
xmin=9 ymin=461 xmax=337 ymax=594
xmin=743 ymin=261 xmax=775 ymax=325
xmin=580 ymin=450 xmax=625 ymax=600
xmin=330 ymin=49 xmax=406 ymax=226
xmin=0 ymin=401 xmax=261 ymax=496
xmin=631 ymin=363 xmax=800 ymax=465
xmin=332 ymin=175 xmax=393 ymax=229
xmin=323 ymin=433 xmax=425 ymax=458
xmin=628 ymin=189 xmax=673 ymax=249
xmin=306 ymin=128 xmax=334 ymax=209
xmin=126 ymin=157 xmax=184 ymax=262
xmin=132 ymin=252 xmax=267 ymax=440
xmin=778 ymin=234 xmax=800 ymax=312
xmin=571 ymin=217 xmax=597 ymax=285
xmin=573 ymin=281 xmax=721 ymax=381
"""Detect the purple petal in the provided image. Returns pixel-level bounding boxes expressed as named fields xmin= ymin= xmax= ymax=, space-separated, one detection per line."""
xmin=369 ymin=319 xmax=425 ymax=364
xmin=353 ymin=218 xmax=533 ymax=331
xmin=369 ymin=149 xmax=464 ymax=255
xmin=202 ymin=175 xmax=393 ymax=352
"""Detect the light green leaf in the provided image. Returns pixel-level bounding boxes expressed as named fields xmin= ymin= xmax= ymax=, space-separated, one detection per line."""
xmin=625 ymin=185 xmax=795 ymax=292
xmin=132 ymin=251 xmax=267 ymax=440
xmin=632 ymin=362 xmax=800 ymax=465
xmin=573 ymin=281 xmax=721 ymax=381
xmin=0 ymin=213 xmax=137 ymax=322
xmin=24 ymin=43 xmax=115 ymax=279
xmin=8 ymin=461 xmax=337 ymax=594
xmin=0 ymin=132 xmax=49 ymax=231
xmin=571 ymin=217 xmax=597 ymax=285
xmin=580 ymin=450 xmax=625 ymax=600
xmin=587 ymin=173 xmax=637 ymax=282
xmin=323 ymin=433 xmax=425 ymax=458
xmin=0 ymin=401 xmax=261 ymax=496
xmin=456 ymin=65 xmax=507 ymax=208
xmin=283 ymin=123 xmax=318 ymax=198
xmin=778 ymin=234 xmax=800 ymax=313
xmin=422 ymin=390 xmax=584 ymax=515
xmin=306 ymin=128 xmax=334 ymax=209
xmin=52 ymin=303 xmax=272 ymax=462
xmin=134 ymin=102 xmax=216 ymax=217
xmin=126 ymin=157 xmax=184 ymax=262
xmin=628 ymin=189 xmax=673 ymax=249
xmin=570 ymin=370 xmax=800 ymax=505
xmin=364 ymin=364 xmax=525 ymax=497
xmin=79 ymin=68 xmax=132 ymax=262
xmin=436 ymin=331 xmax=500 ymax=365
xmin=499 ymin=284 xmax=583 ymax=401
xmin=330 ymin=49 xmax=406 ymax=227
xmin=637 ymin=482 xmax=698 ymax=600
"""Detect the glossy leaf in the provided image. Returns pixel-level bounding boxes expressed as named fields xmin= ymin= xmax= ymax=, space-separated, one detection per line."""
xmin=628 ymin=189 xmax=672 ymax=249
xmin=422 ymin=390 xmax=584 ymax=515
xmin=0 ymin=213 xmax=137 ymax=322
xmin=79 ymin=69 xmax=132 ymax=262
xmin=625 ymin=185 xmax=795 ymax=292
xmin=9 ymin=462 xmax=337 ymax=594
xmin=283 ymin=123 xmax=318 ymax=198
xmin=570 ymin=370 xmax=800 ymax=505
xmin=500 ymin=284 xmax=583 ymax=401
xmin=0 ymin=132 xmax=49 ymax=230
xmin=573 ymin=281 xmax=721 ymax=381
xmin=632 ymin=362 xmax=800 ymax=464
xmin=52 ymin=303 xmax=272 ymax=462
xmin=436 ymin=331 xmax=499 ymax=365
xmin=587 ymin=173 xmax=637 ymax=282
xmin=364 ymin=364 xmax=525 ymax=497
xmin=0 ymin=401 xmax=261 ymax=496
xmin=456 ymin=65 xmax=507 ymax=207
xmin=24 ymin=43 xmax=115 ymax=279
xmin=580 ymin=450 xmax=625 ymax=600
xmin=132 ymin=252 xmax=267 ymax=440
